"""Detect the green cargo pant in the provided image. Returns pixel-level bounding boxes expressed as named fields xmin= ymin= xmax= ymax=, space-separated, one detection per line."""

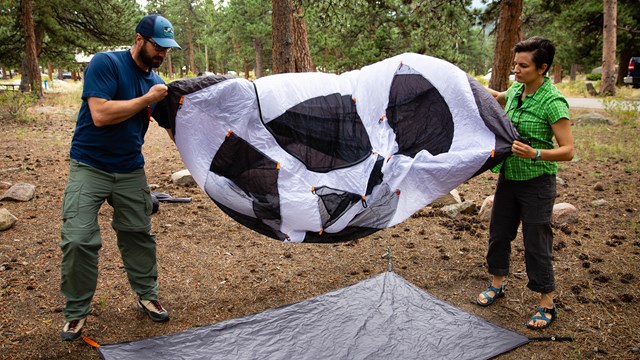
xmin=60 ymin=160 xmax=159 ymax=321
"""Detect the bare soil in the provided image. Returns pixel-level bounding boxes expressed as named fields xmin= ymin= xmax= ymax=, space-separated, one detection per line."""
xmin=0 ymin=92 xmax=639 ymax=359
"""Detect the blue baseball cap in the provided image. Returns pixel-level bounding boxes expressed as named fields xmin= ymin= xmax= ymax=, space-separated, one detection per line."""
xmin=136 ymin=14 xmax=181 ymax=49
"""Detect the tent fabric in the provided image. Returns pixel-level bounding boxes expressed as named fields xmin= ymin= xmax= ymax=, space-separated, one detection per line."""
xmin=267 ymin=93 xmax=371 ymax=173
xmin=167 ymin=53 xmax=521 ymax=242
xmin=386 ymin=69 xmax=454 ymax=157
xmin=210 ymin=132 xmax=281 ymax=222
xmin=97 ymin=272 xmax=529 ymax=360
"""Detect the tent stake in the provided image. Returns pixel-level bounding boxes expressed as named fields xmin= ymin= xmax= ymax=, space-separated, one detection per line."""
xmin=387 ymin=246 xmax=392 ymax=272
xmin=528 ymin=335 xmax=574 ymax=342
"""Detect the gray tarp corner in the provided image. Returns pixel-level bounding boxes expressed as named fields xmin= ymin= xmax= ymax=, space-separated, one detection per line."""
xmin=98 ymin=272 xmax=529 ymax=360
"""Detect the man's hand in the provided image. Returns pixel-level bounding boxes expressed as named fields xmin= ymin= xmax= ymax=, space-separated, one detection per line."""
xmin=145 ymin=84 xmax=169 ymax=104
xmin=89 ymin=84 xmax=169 ymax=127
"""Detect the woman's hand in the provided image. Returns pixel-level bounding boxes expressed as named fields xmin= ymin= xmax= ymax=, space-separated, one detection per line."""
xmin=512 ymin=140 xmax=536 ymax=159
xmin=510 ymin=119 xmax=575 ymax=162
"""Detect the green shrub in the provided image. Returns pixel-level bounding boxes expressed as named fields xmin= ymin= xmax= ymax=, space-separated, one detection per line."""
xmin=0 ymin=91 xmax=37 ymax=121
xmin=586 ymin=73 xmax=601 ymax=81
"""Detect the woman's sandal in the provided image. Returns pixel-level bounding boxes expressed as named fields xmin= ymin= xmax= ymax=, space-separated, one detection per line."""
xmin=526 ymin=305 xmax=557 ymax=330
xmin=476 ymin=284 xmax=505 ymax=307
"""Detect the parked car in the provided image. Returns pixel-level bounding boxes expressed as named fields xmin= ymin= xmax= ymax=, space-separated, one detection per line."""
xmin=623 ymin=57 xmax=640 ymax=88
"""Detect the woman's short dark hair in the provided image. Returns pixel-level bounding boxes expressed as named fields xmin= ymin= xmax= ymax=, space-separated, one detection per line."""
xmin=513 ymin=36 xmax=556 ymax=75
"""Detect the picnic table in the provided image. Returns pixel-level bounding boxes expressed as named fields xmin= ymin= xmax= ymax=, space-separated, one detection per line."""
xmin=0 ymin=83 xmax=20 ymax=91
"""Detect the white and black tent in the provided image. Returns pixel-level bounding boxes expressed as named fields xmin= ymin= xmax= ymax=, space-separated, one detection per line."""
xmin=158 ymin=53 xmax=520 ymax=243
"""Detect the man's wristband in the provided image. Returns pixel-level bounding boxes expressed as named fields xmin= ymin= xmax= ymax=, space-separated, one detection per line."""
xmin=534 ymin=149 xmax=541 ymax=161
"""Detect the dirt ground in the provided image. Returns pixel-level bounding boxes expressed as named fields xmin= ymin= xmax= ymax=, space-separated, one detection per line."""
xmin=0 ymin=89 xmax=639 ymax=360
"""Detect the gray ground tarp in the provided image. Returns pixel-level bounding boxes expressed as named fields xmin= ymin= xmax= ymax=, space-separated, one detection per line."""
xmin=98 ymin=272 xmax=528 ymax=360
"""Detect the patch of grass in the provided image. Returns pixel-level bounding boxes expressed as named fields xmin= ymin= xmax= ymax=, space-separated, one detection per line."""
xmin=556 ymin=80 xmax=592 ymax=97
xmin=614 ymin=85 xmax=640 ymax=100
xmin=556 ymin=80 xmax=640 ymax=100
xmin=572 ymin=123 xmax=640 ymax=169
xmin=569 ymin=88 xmax=640 ymax=170
xmin=41 ymin=88 xmax=82 ymax=108
xmin=11 ymin=126 xmax=30 ymax=141
xmin=602 ymin=97 xmax=639 ymax=127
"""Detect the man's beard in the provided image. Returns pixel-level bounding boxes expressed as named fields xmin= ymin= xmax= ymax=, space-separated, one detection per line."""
xmin=140 ymin=45 xmax=164 ymax=69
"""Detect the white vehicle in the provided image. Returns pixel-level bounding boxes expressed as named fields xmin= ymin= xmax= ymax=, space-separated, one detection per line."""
xmin=483 ymin=68 xmax=516 ymax=81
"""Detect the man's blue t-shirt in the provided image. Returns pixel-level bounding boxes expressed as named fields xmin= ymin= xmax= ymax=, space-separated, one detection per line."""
xmin=70 ymin=50 xmax=167 ymax=173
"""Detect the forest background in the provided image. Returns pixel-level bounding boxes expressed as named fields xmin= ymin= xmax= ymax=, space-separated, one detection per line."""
xmin=1 ymin=0 xmax=639 ymax=97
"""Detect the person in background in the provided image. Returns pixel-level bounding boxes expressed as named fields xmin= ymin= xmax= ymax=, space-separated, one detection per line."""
xmin=476 ymin=36 xmax=574 ymax=330
xmin=59 ymin=14 xmax=180 ymax=341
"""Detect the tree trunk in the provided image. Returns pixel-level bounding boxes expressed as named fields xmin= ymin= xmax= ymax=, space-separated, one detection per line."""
xmin=254 ymin=39 xmax=263 ymax=78
xmin=20 ymin=60 xmax=28 ymax=91
xmin=489 ymin=0 xmax=522 ymax=91
xmin=292 ymin=5 xmax=314 ymax=72
xmin=166 ymin=52 xmax=173 ymax=79
xmin=600 ymin=0 xmax=617 ymax=96
xmin=570 ymin=64 xmax=578 ymax=81
xmin=187 ymin=3 xmax=197 ymax=75
xmin=244 ymin=58 xmax=249 ymax=79
xmin=231 ymin=38 xmax=241 ymax=75
xmin=205 ymin=46 xmax=209 ymax=72
xmin=20 ymin=0 xmax=43 ymax=98
xmin=272 ymin=0 xmax=294 ymax=74
xmin=553 ymin=64 xmax=562 ymax=83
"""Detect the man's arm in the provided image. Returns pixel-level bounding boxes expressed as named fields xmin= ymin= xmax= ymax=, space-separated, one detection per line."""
xmin=88 ymin=84 xmax=169 ymax=127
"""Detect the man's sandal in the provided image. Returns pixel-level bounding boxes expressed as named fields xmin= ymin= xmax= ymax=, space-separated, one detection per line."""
xmin=526 ymin=305 xmax=557 ymax=330
xmin=476 ymin=284 xmax=505 ymax=307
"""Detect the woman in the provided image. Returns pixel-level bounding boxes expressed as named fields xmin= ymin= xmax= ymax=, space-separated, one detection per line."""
xmin=476 ymin=36 xmax=574 ymax=330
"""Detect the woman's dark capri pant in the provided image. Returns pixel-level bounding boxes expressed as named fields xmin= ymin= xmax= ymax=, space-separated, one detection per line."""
xmin=487 ymin=173 xmax=557 ymax=293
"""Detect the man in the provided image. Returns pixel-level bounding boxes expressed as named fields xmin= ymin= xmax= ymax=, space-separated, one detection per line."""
xmin=59 ymin=14 xmax=180 ymax=341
